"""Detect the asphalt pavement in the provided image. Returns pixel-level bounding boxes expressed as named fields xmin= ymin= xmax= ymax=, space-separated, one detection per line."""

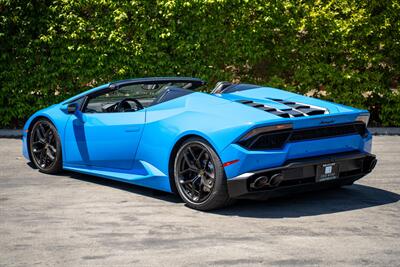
xmin=0 ymin=137 xmax=399 ymax=266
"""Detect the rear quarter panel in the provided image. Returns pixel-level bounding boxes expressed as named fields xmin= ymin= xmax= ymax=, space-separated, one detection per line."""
xmin=135 ymin=92 xmax=281 ymax=176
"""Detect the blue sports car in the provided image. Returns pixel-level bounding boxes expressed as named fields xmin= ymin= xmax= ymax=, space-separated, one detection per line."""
xmin=22 ymin=77 xmax=377 ymax=210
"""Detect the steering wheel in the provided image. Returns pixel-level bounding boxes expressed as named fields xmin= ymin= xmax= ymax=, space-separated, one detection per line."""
xmin=116 ymin=98 xmax=144 ymax=112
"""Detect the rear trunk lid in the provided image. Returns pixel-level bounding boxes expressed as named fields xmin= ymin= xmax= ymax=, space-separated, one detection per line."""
xmin=216 ymin=87 xmax=367 ymax=129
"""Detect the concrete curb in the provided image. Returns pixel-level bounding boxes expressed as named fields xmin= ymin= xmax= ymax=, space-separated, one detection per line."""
xmin=369 ymin=127 xmax=400 ymax=135
xmin=0 ymin=127 xmax=399 ymax=138
xmin=0 ymin=129 xmax=22 ymax=138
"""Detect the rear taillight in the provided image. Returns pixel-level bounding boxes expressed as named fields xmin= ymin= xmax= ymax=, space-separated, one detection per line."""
xmin=240 ymin=124 xmax=292 ymax=141
xmin=237 ymin=122 xmax=369 ymax=150
xmin=238 ymin=124 xmax=292 ymax=150
xmin=355 ymin=114 xmax=370 ymax=126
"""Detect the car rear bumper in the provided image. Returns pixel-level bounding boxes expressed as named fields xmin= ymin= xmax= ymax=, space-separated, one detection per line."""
xmin=227 ymin=151 xmax=377 ymax=199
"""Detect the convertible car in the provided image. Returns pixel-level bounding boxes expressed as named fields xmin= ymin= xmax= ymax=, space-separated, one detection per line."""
xmin=22 ymin=77 xmax=377 ymax=210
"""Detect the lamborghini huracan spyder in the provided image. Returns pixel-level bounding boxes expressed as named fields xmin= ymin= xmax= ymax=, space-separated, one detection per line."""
xmin=23 ymin=77 xmax=377 ymax=210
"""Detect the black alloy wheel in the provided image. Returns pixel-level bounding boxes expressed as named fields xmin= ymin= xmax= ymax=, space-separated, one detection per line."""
xmin=174 ymin=137 xmax=233 ymax=211
xmin=29 ymin=119 xmax=62 ymax=174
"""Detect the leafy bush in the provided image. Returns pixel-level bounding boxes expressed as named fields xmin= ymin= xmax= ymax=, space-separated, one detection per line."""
xmin=1 ymin=0 xmax=399 ymax=127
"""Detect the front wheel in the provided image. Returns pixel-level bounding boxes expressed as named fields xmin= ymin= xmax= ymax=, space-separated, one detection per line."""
xmin=173 ymin=137 xmax=234 ymax=211
xmin=29 ymin=119 xmax=63 ymax=174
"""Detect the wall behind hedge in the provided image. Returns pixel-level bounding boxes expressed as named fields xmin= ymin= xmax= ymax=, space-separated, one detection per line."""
xmin=1 ymin=0 xmax=399 ymax=127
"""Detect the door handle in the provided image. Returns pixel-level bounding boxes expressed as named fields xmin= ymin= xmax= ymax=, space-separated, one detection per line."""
xmin=125 ymin=127 xmax=140 ymax=132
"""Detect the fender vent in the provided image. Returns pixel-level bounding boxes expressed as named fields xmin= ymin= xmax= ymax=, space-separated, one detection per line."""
xmin=236 ymin=99 xmax=327 ymax=118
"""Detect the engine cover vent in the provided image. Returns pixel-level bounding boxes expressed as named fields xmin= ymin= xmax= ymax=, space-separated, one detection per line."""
xmin=236 ymin=99 xmax=327 ymax=118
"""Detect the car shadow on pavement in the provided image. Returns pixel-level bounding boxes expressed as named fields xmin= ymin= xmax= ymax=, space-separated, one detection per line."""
xmin=213 ymin=184 xmax=400 ymax=218
xmin=58 ymin=169 xmax=399 ymax=218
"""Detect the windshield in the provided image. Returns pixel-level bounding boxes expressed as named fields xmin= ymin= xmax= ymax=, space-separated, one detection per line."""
xmin=98 ymin=82 xmax=197 ymax=107
xmin=83 ymin=81 xmax=206 ymax=113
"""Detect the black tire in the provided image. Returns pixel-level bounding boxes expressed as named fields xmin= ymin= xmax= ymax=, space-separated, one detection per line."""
xmin=29 ymin=119 xmax=63 ymax=174
xmin=173 ymin=137 xmax=234 ymax=211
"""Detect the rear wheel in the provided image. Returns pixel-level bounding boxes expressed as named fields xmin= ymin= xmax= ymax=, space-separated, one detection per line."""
xmin=173 ymin=137 xmax=233 ymax=211
xmin=29 ymin=119 xmax=62 ymax=174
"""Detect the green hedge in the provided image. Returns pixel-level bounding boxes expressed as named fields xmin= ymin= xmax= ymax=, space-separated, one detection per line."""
xmin=1 ymin=0 xmax=399 ymax=127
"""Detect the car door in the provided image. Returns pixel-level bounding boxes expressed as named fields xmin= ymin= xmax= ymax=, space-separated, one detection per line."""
xmin=63 ymin=87 xmax=146 ymax=170
xmin=64 ymin=111 xmax=145 ymax=170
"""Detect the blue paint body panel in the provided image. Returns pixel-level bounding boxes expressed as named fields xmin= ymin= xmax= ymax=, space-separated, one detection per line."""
xmin=22 ymin=80 xmax=372 ymax=193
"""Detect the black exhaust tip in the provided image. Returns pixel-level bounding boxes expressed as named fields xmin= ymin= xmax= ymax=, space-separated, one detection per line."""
xmin=251 ymin=176 xmax=269 ymax=189
xmin=269 ymin=173 xmax=284 ymax=187
xmin=368 ymin=158 xmax=377 ymax=172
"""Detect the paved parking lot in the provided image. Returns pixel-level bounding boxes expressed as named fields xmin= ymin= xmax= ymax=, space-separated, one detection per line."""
xmin=0 ymin=137 xmax=399 ymax=266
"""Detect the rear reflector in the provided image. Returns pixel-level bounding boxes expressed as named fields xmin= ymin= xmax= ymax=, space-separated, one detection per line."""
xmin=223 ymin=159 xmax=240 ymax=167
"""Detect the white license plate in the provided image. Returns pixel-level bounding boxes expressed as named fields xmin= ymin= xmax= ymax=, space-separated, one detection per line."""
xmin=316 ymin=163 xmax=338 ymax=182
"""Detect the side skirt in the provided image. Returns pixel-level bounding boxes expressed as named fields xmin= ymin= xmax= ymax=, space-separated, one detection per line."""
xmin=63 ymin=161 xmax=172 ymax=192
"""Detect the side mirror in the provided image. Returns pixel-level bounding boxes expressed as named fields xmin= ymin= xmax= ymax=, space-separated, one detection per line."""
xmin=67 ymin=103 xmax=78 ymax=114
